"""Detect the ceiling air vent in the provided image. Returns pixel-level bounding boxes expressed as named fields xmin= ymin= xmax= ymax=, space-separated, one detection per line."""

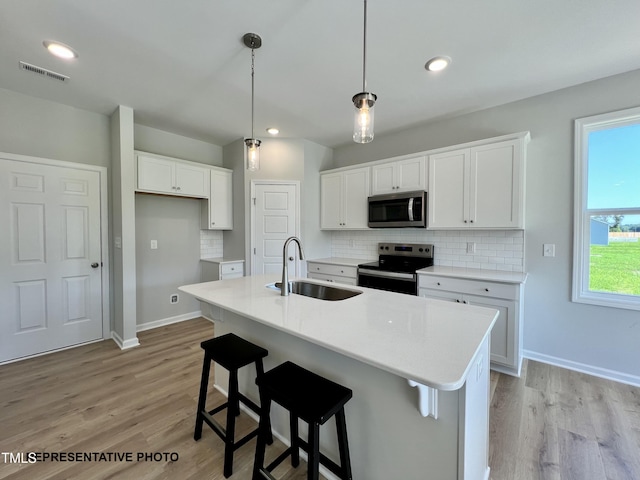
xmin=19 ymin=61 xmax=70 ymax=83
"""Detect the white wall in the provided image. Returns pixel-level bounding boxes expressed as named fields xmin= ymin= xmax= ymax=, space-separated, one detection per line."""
xmin=332 ymin=69 xmax=640 ymax=385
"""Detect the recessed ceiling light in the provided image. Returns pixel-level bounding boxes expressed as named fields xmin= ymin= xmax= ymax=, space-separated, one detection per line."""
xmin=43 ymin=41 xmax=78 ymax=60
xmin=425 ymin=56 xmax=451 ymax=72
xmin=266 ymin=127 xmax=279 ymax=135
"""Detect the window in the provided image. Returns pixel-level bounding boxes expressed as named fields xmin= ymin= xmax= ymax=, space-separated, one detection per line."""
xmin=573 ymin=106 xmax=640 ymax=310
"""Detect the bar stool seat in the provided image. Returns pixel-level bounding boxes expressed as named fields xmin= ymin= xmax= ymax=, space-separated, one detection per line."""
xmin=194 ymin=333 xmax=271 ymax=478
xmin=253 ymin=361 xmax=353 ymax=480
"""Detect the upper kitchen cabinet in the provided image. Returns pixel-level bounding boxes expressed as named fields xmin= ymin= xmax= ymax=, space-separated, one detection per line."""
xmin=370 ymin=156 xmax=426 ymax=195
xmin=428 ymin=133 xmax=529 ymax=229
xmin=201 ymin=168 xmax=233 ymax=230
xmin=320 ymin=167 xmax=370 ymax=229
xmin=136 ymin=152 xmax=210 ymax=198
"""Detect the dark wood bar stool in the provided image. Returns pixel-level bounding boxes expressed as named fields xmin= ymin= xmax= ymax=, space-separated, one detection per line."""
xmin=194 ymin=333 xmax=272 ymax=478
xmin=253 ymin=361 xmax=353 ymax=480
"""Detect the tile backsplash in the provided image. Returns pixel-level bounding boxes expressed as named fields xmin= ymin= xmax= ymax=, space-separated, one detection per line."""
xmin=331 ymin=230 xmax=524 ymax=272
xmin=200 ymin=230 xmax=224 ymax=258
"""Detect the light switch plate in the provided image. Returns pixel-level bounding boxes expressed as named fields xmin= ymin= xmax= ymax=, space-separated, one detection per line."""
xmin=150 ymin=240 xmax=158 ymax=250
xmin=543 ymin=243 xmax=555 ymax=257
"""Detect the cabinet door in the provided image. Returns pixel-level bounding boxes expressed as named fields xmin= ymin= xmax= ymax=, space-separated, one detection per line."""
xmin=396 ymin=156 xmax=426 ymax=192
xmin=320 ymin=172 xmax=343 ymax=229
xmin=428 ymin=149 xmax=469 ymax=228
xmin=209 ymin=170 xmax=233 ymax=229
xmin=342 ymin=167 xmax=370 ymax=229
xmin=465 ymin=295 xmax=515 ymax=368
xmin=469 ymin=140 xmax=522 ymax=228
xmin=137 ymin=155 xmax=175 ymax=194
xmin=371 ymin=163 xmax=396 ymax=195
xmin=175 ymin=163 xmax=209 ymax=198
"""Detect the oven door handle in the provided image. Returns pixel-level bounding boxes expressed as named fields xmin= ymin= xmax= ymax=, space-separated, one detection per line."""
xmin=408 ymin=197 xmax=414 ymax=222
xmin=358 ymin=268 xmax=416 ymax=281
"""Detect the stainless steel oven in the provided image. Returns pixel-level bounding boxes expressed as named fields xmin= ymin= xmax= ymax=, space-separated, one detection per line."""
xmin=357 ymin=242 xmax=434 ymax=295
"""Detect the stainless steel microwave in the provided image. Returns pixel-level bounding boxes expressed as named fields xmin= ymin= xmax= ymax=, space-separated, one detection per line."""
xmin=368 ymin=191 xmax=427 ymax=228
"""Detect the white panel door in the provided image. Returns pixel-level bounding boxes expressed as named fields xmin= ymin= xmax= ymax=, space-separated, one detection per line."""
xmin=0 ymin=159 xmax=103 ymax=362
xmin=253 ymin=184 xmax=298 ymax=275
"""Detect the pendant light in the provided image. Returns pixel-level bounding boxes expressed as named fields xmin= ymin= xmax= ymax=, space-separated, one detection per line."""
xmin=352 ymin=0 xmax=377 ymax=144
xmin=243 ymin=33 xmax=262 ymax=171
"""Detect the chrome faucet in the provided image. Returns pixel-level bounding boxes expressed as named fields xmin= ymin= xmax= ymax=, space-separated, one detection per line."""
xmin=281 ymin=236 xmax=305 ymax=296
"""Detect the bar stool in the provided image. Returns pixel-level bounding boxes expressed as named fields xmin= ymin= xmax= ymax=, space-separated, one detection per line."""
xmin=194 ymin=333 xmax=272 ymax=478
xmin=253 ymin=361 xmax=353 ymax=480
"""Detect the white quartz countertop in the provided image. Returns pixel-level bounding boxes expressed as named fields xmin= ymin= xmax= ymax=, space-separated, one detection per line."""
xmin=179 ymin=274 xmax=497 ymax=391
xmin=306 ymin=257 xmax=371 ymax=267
xmin=417 ymin=266 xmax=528 ymax=284
xmin=200 ymin=257 xmax=245 ymax=264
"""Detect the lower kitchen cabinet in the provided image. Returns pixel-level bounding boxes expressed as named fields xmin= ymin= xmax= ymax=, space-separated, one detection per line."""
xmin=201 ymin=259 xmax=244 ymax=281
xmin=419 ymin=273 xmax=525 ymax=376
xmin=307 ymin=261 xmax=358 ymax=286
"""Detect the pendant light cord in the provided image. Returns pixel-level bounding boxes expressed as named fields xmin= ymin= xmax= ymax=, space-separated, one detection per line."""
xmin=362 ymin=0 xmax=368 ymax=92
xmin=251 ymin=46 xmax=256 ymax=140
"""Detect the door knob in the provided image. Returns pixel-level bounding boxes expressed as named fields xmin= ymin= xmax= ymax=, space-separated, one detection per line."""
xmin=91 ymin=262 xmax=99 ymax=268
xmin=289 ymin=256 xmax=294 ymax=261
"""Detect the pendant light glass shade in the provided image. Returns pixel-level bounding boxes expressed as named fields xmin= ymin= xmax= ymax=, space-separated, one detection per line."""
xmin=352 ymin=0 xmax=376 ymax=144
xmin=353 ymin=92 xmax=376 ymax=144
xmin=245 ymin=138 xmax=261 ymax=171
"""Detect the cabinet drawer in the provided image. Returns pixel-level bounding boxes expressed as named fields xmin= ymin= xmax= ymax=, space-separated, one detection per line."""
xmin=418 ymin=275 xmax=517 ymax=300
xmin=221 ymin=263 xmax=243 ymax=276
xmin=308 ymin=272 xmax=358 ymax=286
xmin=307 ymin=263 xmax=357 ymax=279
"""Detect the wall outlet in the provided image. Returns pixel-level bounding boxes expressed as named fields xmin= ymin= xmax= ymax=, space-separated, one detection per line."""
xmin=543 ymin=243 xmax=555 ymax=257
xmin=467 ymin=242 xmax=476 ymax=254
xmin=170 ymin=294 xmax=179 ymax=304
xmin=150 ymin=240 xmax=158 ymax=249
xmin=115 ymin=237 xmax=122 ymax=249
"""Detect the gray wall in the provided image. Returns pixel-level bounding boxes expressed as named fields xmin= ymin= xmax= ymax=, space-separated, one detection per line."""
xmin=333 ymin=69 xmax=640 ymax=383
xmin=134 ymin=124 xmax=223 ymax=166
xmin=135 ymin=194 xmax=202 ymax=325
xmin=0 ymin=87 xmax=110 ymax=167
xmin=223 ymin=138 xmax=333 ymax=274
xmin=133 ymin=125 xmax=224 ymax=327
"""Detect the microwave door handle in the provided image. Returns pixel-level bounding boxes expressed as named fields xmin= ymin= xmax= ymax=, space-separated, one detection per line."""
xmin=408 ymin=197 xmax=414 ymax=221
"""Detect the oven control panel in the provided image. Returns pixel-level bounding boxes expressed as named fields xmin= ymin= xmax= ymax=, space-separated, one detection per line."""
xmin=378 ymin=243 xmax=434 ymax=258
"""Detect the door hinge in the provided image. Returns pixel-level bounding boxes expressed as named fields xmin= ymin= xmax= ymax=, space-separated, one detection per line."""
xmin=253 ymin=197 xmax=256 ymax=205
xmin=253 ymin=247 xmax=256 ymax=254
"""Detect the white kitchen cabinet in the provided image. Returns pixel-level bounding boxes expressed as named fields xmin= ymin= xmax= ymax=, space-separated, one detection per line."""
xmin=427 ymin=135 xmax=528 ymax=229
xmin=307 ymin=262 xmax=358 ymax=286
xmin=320 ymin=167 xmax=370 ymax=229
xmin=136 ymin=152 xmax=210 ymax=198
xmin=419 ymin=274 xmax=524 ymax=376
xmin=201 ymin=259 xmax=244 ymax=281
xmin=370 ymin=156 xmax=426 ymax=195
xmin=201 ymin=168 xmax=233 ymax=230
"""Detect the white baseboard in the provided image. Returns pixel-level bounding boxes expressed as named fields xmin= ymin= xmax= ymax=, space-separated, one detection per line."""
xmin=111 ymin=330 xmax=140 ymax=350
xmin=136 ymin=311 xmax=202 ymax=332
xmin=523 ymin=349 xmax=640 ymax=387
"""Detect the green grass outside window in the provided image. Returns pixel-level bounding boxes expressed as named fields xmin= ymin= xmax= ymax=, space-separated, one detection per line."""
xmin=590 ymin=241 xmax=640 ymax=295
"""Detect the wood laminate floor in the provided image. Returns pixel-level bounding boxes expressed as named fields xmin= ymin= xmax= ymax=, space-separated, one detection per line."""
xmin=1 ymin=317 xmax=639 ymax=479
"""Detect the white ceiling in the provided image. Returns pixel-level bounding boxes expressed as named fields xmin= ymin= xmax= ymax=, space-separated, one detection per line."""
xmin=2 ymin=0 xmax=640 ymax=148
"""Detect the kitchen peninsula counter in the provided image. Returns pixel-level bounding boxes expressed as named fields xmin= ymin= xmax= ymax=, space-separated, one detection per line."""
xmin=180 ymin=275 xmax=498 ymax=480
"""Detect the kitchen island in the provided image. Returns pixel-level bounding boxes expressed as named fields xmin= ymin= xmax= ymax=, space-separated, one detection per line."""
xmin=179 ymin=275 xmax=497 ymax=480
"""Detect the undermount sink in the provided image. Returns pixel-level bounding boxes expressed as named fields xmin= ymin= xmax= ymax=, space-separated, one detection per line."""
xmin=267 ymin=281 xmax=362 ymax=301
